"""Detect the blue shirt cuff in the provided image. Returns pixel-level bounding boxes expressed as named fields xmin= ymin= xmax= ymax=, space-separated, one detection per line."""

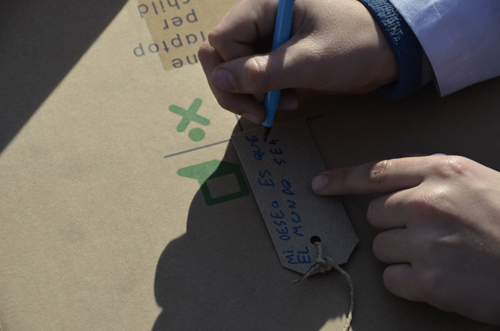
xmin=358 ymin=0 xmax=434 ymax=99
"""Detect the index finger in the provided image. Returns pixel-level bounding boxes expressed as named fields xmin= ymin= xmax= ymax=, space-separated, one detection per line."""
xmin=208 ymin=0 xmax=278 ymax=61
xmin=198 ymin=40 xmax=266 ymax=123
xmin=311 ymin=157 xmax=434 ymax=196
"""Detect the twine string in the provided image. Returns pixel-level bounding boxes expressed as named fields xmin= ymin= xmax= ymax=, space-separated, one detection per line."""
xmin=293 ymin=242 xmax=354 ymax=331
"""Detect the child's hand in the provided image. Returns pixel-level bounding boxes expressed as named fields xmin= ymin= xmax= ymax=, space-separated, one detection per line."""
xmin=199 ymin=0 xmax=397 ymax=124
xmin=312 ymin=155 xmax=500 ymax=326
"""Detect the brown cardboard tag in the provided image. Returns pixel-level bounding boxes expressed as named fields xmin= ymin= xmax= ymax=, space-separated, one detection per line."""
xmin=232 ymin=119 xmax=358 ymax=274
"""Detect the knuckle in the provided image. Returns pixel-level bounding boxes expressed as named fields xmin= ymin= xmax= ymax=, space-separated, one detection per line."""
xmin=332 ymin=167 xmax=354 ymax=194
xmin=338 ymin=167 xmax=351 ymax=190
xmin=368 ymin=160 xmax=391 ymax=186
xmin=406 ymin=184 xmax=453 ymax=215
xmin=416 ymin=237 xmax=441 ymax=259
xmin=198 ymin=41 xmax=212 ymax=63
xmin=247 ymin=56 xmax=272 ymax=92
xmin=207 ymin=28 xmax=224 ymax=49
xmin=424 ymin=186 xmax=452 ymax=209
xmin=216 ymin=97 xmax=233 ymax=111
xmin=413 ymin=240 xmax=454 ymax=306
xmin=430 ymin=156 xmax=469 ymax=178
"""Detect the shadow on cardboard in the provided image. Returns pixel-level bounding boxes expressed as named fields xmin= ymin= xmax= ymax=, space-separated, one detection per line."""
xmin=152 ymin=81 xmax=500 ymax=330
xmin=0 ymin=0 xmax=127 ymax=154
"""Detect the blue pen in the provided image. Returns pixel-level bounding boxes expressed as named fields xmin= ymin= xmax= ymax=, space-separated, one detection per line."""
xmin=262 ymin=0 xmax=295 ymax=142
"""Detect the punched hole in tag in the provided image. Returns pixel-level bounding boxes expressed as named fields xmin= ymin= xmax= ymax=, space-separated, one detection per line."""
xmin=310 ymin=236 xmax=321 ymax=244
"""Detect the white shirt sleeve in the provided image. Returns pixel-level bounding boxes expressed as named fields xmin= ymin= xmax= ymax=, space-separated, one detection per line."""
xmin=388 ymin=0 xmax=500 ymax=96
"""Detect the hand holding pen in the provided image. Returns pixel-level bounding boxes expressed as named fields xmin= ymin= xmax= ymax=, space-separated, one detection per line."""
xmin=198 ymin=0 xmax=397 ymax=125
xmin=262 ymin=0 xmax=295 ymax=141
xmin=199 ymin=0 xmax=500 ymax=326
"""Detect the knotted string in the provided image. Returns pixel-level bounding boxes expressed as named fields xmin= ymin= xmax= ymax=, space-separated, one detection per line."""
xmin=293 ymin=242 xmax=354 ymax=331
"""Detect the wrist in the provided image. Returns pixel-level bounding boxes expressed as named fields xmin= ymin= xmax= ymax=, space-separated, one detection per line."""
xmin=358 ymin=0 xmax=432 ymax=99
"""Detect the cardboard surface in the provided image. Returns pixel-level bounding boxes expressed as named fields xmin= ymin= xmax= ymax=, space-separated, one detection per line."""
xmin=136 ymin=0 xmax=230 ymax=71
xmin=1 ymin=0 xmax=500 ymax=330
xmin=232 ymin=119 xmax=358 ymax=274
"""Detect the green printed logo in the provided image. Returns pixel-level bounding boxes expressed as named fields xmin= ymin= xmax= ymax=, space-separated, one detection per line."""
xmin=177 ymin=160 xmax=249 ymax=206
xmin=168 ymin=98 xmax=210 ymax=142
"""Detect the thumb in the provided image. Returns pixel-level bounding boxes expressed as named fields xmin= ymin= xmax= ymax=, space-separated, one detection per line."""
xmin=211 ymin=41 xmax=312 ymax=94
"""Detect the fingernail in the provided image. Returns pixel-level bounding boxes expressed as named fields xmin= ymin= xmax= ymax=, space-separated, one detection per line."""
xmin=241 ymin=113 xmax=260 ymax=124
xmin=213 ymin=68 xmax=235 ymax=91
xmin=279 ymin=98 xmax=299 ymax=111
xmin=311 ymin=175 xmax=328 ymax=192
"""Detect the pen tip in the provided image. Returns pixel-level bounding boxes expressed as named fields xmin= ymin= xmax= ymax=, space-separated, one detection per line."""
xmin=263 ymin=126 xmax=272 ymax=142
